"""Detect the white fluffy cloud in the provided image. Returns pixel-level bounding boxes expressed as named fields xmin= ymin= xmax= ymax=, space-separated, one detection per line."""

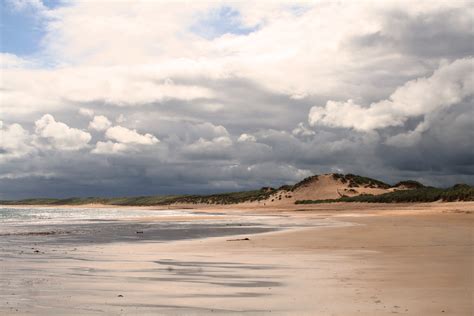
xmin=91 ymin=141 xmax=128 ymax=155
xmin=35 ymin=114 xmax=91 ymax=150
xmin=309 ymin=58 xmax=473 ymax=132
xmin=105 ymin=126 xmax=159 ymax=145
xmin=237 ymin=133 xmax=256 ymax=142
xmin=88 ymin=115 xmax=112 ymax=131
xmin=0 ymin=121 xmax=35 ymax=161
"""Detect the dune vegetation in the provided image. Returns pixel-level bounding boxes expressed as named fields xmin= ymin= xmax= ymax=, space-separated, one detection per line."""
xmin=295 ymin=184 xmax=474 ymax=204
xmin=2 ymin=174 xmax=472 ymax=206
xmin=0 ymin=189 xmax=274 ymax=206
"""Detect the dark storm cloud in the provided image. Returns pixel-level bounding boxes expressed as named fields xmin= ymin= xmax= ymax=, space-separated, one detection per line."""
xmin=351 ymin=7 xmax=474 ymax=59
xmin=378 ymin=101 xmax=474 ymax=176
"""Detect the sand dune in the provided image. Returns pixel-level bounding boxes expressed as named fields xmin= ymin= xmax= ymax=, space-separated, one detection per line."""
xmin=258 ymin=174 xmax=393 ymax=206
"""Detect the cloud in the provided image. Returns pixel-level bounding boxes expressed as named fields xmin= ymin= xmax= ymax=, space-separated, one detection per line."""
xmin=7 ymin=0 xmax=47 ymax=12
xmin=309 ymin=58 xmax=473 ymax=132
xmin=237 ymin=133 xmax=256 ymax=142
xmin=181 ymin=122 xmax=230 ymax=142
xmin=292 ymin=122 xmax=315 ymax=137
xmin=0 ymin=67 xmax=216 ymax=119
xmin=105 ymin=125 xmax=159 ymax=145
xmin=91 ymin=141 xmax=128 ymax=155
xmin=384 ymin=121 xmax=429 ymax=147
xmin=0 ymin=121 xmax=35 ymax=161
xmin=194 ymin=136 xmax=233 ymax=148
xmin=0 ymin=53 xmax=31 ymax=68
xmin=183 ymin=136 xmax=233 ymax=159
xmin=88 ymin=115 xmax=112 ymax=131
xmin=78 ymin=108 xmax=94 ymax=117
xmin=2 ymin=1 xmax=472 ymax=122
xmin=350 ymin=6 xmax=474 ymax=59
xmin=5 ymin=0 xmax=469 ymax=111
xmin=34 ymin=114 xmax=91 ymax=150
xmin=116 ymin=114 xmax=126 ymax=123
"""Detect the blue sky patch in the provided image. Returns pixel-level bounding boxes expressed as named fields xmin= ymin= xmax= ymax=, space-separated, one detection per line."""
xmin=0 ymin=0 xmax=64 ymax=56
xmin=1 ymin=3 xmax=45 ymax=56
xmin=191 ymin=5 xmax=259 ymax=39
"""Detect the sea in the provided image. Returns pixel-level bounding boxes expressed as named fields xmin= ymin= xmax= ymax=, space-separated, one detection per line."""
xmin=0 ymin=206 xmax=280 ymax=244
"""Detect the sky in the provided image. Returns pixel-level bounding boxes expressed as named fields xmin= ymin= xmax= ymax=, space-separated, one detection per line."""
xmin=0 ymin=0 xmax=473 ymax=199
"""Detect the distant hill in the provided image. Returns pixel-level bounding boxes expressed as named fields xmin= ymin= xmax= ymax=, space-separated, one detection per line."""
xmin=1 ymin=174 xmax=472 ymax=206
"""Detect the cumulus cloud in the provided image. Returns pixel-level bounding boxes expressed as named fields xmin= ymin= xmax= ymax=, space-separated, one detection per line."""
xmin=78 ymin=108 xmax=94 ymax=117
xmin=237 ymin=133 xmax=256 ymax=142
xmin=194 ymin=136 xmax=232 ymax=148
xmin=88 ymin=115 xmax=112 ymax=131
xmin=184 ymin=136 xmax=233 ymax=159
xmin=91 ymin=141 xmax=128 ymax=155
xmin=309 ymin=58 xmax=473 ymax=132
xmin=292 ymin=122 xmax=315 ymax=137
xmin=34 ymin=114 xmax=91 ymax=150
xmin=176 ymin=122 xmax=230 ymax=143
xmin=0 ymin=121 xmax=35 ymax=161
xmin=105 ymin=126 xmax=159 ymax=145
xmin=384 ymin=121 xmax=429 ymax=147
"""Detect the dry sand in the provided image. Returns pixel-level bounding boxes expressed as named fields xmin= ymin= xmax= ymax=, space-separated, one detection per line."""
xmin=1 ymin=202 xmax=473 ymax=315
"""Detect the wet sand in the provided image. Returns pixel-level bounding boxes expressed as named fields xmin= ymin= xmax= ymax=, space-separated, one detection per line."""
xmin=0 ymin=202 xmax=473 ymax=315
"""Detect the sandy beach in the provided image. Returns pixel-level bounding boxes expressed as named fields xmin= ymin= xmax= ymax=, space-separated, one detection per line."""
xmin=1 ymin=202 xmax=473 ymax=315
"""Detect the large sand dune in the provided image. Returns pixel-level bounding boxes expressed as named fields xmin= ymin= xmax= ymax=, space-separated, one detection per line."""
xmin=258 ymin=174 xmax=394 ymax=206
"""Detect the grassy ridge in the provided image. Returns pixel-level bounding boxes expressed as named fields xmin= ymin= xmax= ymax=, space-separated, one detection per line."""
xmin=295 ymin=184 xmax=474 ymax=204
xmin=332 ymin=173 xmax=391 ymax=188
xmin=0 ymin=189 xmax=274 ymax=206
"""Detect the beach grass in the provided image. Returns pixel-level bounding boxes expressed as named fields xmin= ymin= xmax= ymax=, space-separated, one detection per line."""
xmin=295 ymin=184 xmax=474 ymax=204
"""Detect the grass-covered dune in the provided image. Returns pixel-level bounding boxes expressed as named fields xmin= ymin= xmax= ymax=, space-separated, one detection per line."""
xmin=296 ymin=184 xmax=474 ymax=204
xmin=0 ymin=189 xmax=274 ymax=206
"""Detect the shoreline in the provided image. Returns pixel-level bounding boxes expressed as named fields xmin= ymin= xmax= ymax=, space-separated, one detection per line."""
xmin=2 ymin=200 xmax=473 ymax=211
